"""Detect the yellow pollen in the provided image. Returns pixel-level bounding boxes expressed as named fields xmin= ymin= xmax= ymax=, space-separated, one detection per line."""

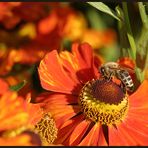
xmin=34 ymin=113 xmax=58 ymax=145
xmin=78 ymin=79 xmax=129 ymax=125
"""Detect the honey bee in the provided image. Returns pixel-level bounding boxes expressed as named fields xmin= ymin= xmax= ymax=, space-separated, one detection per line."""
xmin=99 ymin=62 xmax=134 ymax=92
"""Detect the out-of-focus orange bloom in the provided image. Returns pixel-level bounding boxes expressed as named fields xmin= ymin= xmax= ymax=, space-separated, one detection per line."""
xmin=0 ymin=78 xmax=9 ymax=94
xmin=38 ymin=5 xmax=87 ymax=41
xmin=81 ymin=29 xmax=116 ymax=49
xmin=38 ymin=4 xmax=116 ymax=49
xmin=0 ymin=78 xmax=43 ymax=145
xmin=0 ymin=2 xmax=21 ymax=19
xmin=0 ymin=50 xmax=35 ymax=78
xmin=37 ymin=42 xmax=148 ymax=146
xmin=0 ymin=83 xmax=29 ymax=131
xmin=0 ymin=3 xmax=116 ymax=76
xmin=0 ymin=131 xmax=42 ymax=146
xmin=117 ymin=57 xmax=135 ymax=70
xmin=62 ymin=13 xmax=87 ymax=41
xmin=0 ymin=2 xmax=55 ymax=29
xmin=0 ymin=2 xmax=21 ymax=29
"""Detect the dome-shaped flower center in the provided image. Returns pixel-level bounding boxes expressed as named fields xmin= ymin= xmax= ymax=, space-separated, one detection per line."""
xmin=78 ymin=79 xmax=128 ymax=125
xmin=92 ymin=79 xmax=124 ymax=104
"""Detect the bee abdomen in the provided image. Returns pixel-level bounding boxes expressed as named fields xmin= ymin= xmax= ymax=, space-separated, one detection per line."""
xmin=118 ymin=71 xmax=134 ymax=92
xmin=122 ymin=75 xmax=134 ymax=91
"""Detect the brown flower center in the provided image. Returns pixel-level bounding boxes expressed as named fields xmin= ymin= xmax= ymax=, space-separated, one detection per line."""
xmin=78 ymin=79 xmax=129 ymax=125
xmin=92 ymin=79 xmax=125 ymax=104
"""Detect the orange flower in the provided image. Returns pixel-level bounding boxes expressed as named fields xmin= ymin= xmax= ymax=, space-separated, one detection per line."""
xmin=0 ymin=2 xmax=21 ymax=29
xmin=0 ymin=78 xmax=43 ymax=145
xmin=0 ymin=131 xmax=42 ymax=146
xmin=81 ymin=29 xmax=116 ymax=49
xmin=0 ymin=2 xmax=53 ymax=29
xmin=38 ymin=4 xmax=116 ymax=49
xmin=37 ymin=42 xmax=148 ymax=146
xmin=38 ymin=4 xmax=87 ymax=41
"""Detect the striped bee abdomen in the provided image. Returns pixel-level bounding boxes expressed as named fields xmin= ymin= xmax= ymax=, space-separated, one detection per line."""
xmin=117 ymin=70 xmax=134 ymax=92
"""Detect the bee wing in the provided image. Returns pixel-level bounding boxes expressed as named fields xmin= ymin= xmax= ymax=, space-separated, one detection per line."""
xmin=119 ymin=65 xmax=135 ymax=74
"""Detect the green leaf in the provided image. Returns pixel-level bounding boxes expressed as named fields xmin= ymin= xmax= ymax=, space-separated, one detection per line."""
xmin=87 ymin=2 xmax=120 ymax=21
xmin=86 ymin=8 xmax=106 ymax=29
xmin=9 ymin=80 xmax=27 ymax=91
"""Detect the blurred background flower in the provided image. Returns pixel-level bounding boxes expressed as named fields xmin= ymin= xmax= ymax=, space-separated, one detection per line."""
xmin=0 ymin=78 xmax=60 ymax=146
xmin=0 ymin=78 xmax=42 ymax=145
xmin=0 ymin=2 xmax=118 ymax=75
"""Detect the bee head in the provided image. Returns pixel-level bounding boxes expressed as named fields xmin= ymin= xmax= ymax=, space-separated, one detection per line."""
xmin=99 ymin=66 xmax=105 ymax=75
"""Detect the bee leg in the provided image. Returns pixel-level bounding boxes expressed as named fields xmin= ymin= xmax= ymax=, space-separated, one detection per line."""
xmin=107 ymin=72 xmax=113 ymax=82
xmin=120 ymin=83 xmax=126 ymax=93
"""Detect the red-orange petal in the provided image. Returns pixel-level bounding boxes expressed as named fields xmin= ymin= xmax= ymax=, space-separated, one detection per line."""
xmin=38 ymin=49 xmax=81 ymax=95
xmin=54 ymin=114 xmax=84 ymax=145
xmin=78 ymin=123 xmax=107 ymax=146
xmin=0 ymin=79 xmax=9 ymax=95
xmin=108 ymin=115 xmax=148 ymax=144
xmin=69 ymin=120 xmax=91 ymax=146
xmin=117 ymin=57 xmax=135 ymax=70
xmin=71 ymin=43 xmax=99 ymax=83
xmin=126 ymin=80 xmax=148 ymax=125
xmin=108 ymin=125 xmax=136 ymax=146
xmin=129 ymin=80 xmax=148 ymax=108
xmin=25 ymin=93 xmax=43 ymax=126
xmin=38 ymin=43 xmax=102 ymax=94
xmin=114 ymin=117 xmax=148 ymax=145
xmin=48 ymin=105 xmax=80 ymax=129
xmin=36 ymin=92 xmax=78 ymax=105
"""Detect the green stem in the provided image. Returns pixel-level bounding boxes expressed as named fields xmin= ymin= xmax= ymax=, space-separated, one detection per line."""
xmin=122 ymin=2 xmax=142 ymax=83
xmin=122 ymin=2 xmax=136 ymax=60
xmin=138 ymin=2 xmax=148 ymax=29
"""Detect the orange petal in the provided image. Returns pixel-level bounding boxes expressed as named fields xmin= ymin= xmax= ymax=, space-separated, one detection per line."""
xmin=127 ymin=111 xmax=148 ymax=124
xmin=38 ymin=49 xmax=81 ymax=95
xmin=0 ymin=91 xmax=29 ymax=131
xmin=38 ymin=11 xmax=58 ymax=34
xmin=117 ymin=57 xmax=135 ymax=70
xmin=127 ymin=80 xmax=148 ymax=123
xmin=38 ymin=43 xmax=102 ymax=94
xmin=108 ymin=125 xmax=136 ymax=146
xmin=117 ymin=118 xmax=148 ymax=145
xmin=48 ymin=105 xmax=80 ymax=129
xmin=55 ymin=112 xmax=78 ymax=129
xmin=0 ymin=79 xmax=9 ymax=95
xmin=78 ymin=123 xmax=107 ymax=146
xmin=69 ymin=120 xmax=91 ymax=146
xmin=55 ymin=114 xmax=84 ymax=145
xmin=25 ymin=93 xmax=43 ymax=126
xmin=72 ymin=43 xmax=99 ymax=83
xmin=129 ymin=80 xmax=148 ymax=108
xmin=59 ymin=51 xmax=84 ymax=86
xmin=36 ymin=92 xmax=78 ymax=105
